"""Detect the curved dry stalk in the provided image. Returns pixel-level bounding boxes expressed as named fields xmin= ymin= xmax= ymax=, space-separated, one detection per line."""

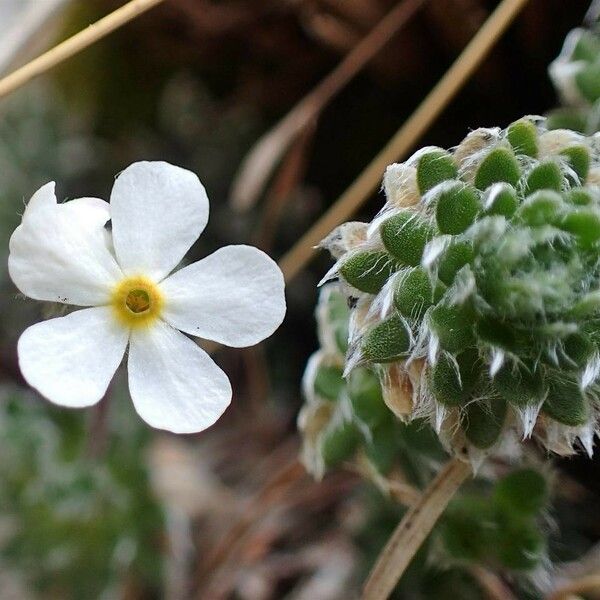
xmin=547 ymin=575 xmax=600 ymax=600
xmin=279 ymin=0 xmax=531 ymax=282
xmin=362 ymin=457 xmax=472 ymax=600
xmin=230 ymin=0 xmax=429 ymax=211
xmin=0 ymin=0 xmax=165 ymax=100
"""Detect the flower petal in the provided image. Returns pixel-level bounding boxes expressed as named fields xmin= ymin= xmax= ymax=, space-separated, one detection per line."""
xmin=18 ymin=306 xmax=129 ymax=408
xmin=110 ymin=161 xmax=209 ymax=280
xmin=9 ymin=183 xmax=123 ymax=305
xmin=160 ymin=245 xmax=286 ymax=347
xmin=128 ymin=320 xmax=231 ymax=433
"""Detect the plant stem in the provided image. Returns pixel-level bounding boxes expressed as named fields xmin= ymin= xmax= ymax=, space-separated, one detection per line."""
xmin=0 ymin=0 xmax=165 ymax=100
xmin=362 ymin=456 xmax=472 ymax=600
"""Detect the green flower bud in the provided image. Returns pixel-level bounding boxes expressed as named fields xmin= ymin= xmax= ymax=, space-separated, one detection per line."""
xmin=321 ymin=420 xmax=361 ymax=467
xmin=507 ymin=118 xmax=538 ymax=157
xmin=474 ymin=147 xmax=521 ymax=190
xmin=340 ymin=250 xmax=396 ymax=294
xmin=348 ymin=368 xmax=388 ymax=428
xmin=493 ymin=468 xmax=548 ymax=516
xmin=464 ymin=395 xmax=507 ymax=449
xmin=561 ymin=144 xmax=591 ymax=181
xmin=380 ymin=211 xmax=435 ymax=266
xmin=362 ymin=314 xmax=411 ymax=363
xmin=525 ymin=160 xmax=563 ymax=194
xmin=543 ymin=379 xmax=589 ymax=426
xmin=429 ymin=303 xmax=476 ymax=353
xmin=314 ymin=364 xmax=345 ymax=401
xmin=484 ymin=183 xmax=518 ymax=217
xmin=438 ymin=241 xmax=475 ymax=286
xmin=435 ymin=183 xmax=481 ymax=234
xmin=416 ymin=148 xmax=458 ymax=194
xmin=492 ymin=364 xmax=544 ymax=407
xmin=393 ymin=267 xmax=435 ymax=320
xmin=429 ymin=349 xmax=481 ymax=406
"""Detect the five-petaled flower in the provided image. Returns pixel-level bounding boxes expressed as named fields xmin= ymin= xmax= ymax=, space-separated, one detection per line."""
xmin=8 ymin=161 xmax=286 ymax=433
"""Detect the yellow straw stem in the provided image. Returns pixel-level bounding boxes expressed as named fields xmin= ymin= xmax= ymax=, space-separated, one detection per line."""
xmin=0 ymin=0 xmax=165 ymax=100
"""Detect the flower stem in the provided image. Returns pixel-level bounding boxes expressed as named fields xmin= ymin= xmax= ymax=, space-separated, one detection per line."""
xmin=362 ymin=456 xmax=472 ymax=600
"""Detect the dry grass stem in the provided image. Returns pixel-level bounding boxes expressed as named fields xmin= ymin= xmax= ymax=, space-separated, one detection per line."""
xmin=230 ymin=0 xmax=429 ymax=211
xmin=0 ymin=0 xmax=165 ymax=101
xmin=362 ymin=457 xmax=472 ymax=600
xmin=278 ymin=0 xmax=531 ymax=282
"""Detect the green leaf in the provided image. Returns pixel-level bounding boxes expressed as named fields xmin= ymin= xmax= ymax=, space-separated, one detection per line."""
xmin=572 ymin=30 xmax=600 ymax=62
xmin=365 ymin=420 xmax=401 ymax=474
xmin=348 ymin=368 xmax=388 ymax=428
xmin=496 ymin=520 xmax=544 ymax=570
xmin=314 ymin=364 xmax=345 ymax=401
xmin=429 ymin=349 xmax=481 ymax=406
xmin=492 ymin=364 xmax=544 ymax=407
xmin=362 ymin=314 xmax=411 ymax=363
xmin=546 ymin=108 xmax=587 ymax=133
xmin=340 ymin=250 xmax=396 ymax=294
xmin=429 ymin=304 xmax=475 ymax=353
xmin=576 ymin=62 xmax=600 ymax=103
xmin=562 ymin=333 xmax=596 ymax=367
xmin=560 ymin=208 xmax=600 ymax=247
xmin=566 ymin=187 xmax=594 ymax=206
xmin=525 ymin=160 xmax=563 ymax=194
xmin=416 ymin=148 xmax=458 ymax=194
xmin=517 ymin=190 xmax=563 ymax=226
xmin=438 ymin=241 xmax=474 ymax=286
xmin=493 ymin=468 xmax=548 ymax=516
xmin=484 ymin=183 xmax=518 ymax=218
xmin=435 ymin=183 xmax=480 ymax=234
xmin=321 ymin=420 xmax=361 ymax=467
xmin=474 ymin=147 xmax=521 ymax=190
xmin=393 ymin=267 xmax=434 ymax=320
xmin=561 ymin=145 xmax=591 ymax=182
xmin=507 ymin=119 xmax=538 ymax=157
xmin=464 ymin=395 xmax=507 ymax=449
xmin=543 ymin=379 xmax=589 ymax=426
xmin=380 ymin=211 xmax=435 ymax=267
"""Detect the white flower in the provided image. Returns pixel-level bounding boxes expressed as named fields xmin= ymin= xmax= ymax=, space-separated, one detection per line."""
xmin=8 ymin=161 xmax=286 ymax=433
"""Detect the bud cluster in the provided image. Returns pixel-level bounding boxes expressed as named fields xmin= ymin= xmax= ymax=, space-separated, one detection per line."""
xmin=319 ymin=117 xmax=600 ymax=462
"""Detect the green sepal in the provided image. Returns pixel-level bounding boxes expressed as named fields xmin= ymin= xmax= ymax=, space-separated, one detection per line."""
xmin=542 ymin=379 xmax=589 ymax=426
xmin=416 ymin=148 xmax=458 ymax=194
xmin=429 ymin=303 xmax=476 ymax=353
xmin=517 ymin=190 xmax=563 ymax=227
xmin=507 ymin=119 xmax=538 ymax=157
xmin=561 ymin=145 xmax=591 ymax=182
xmin=380 ymin=211 xmax=435 ymax=266
xmin=314 ymin=364 xmax=345 ymax=401
xmin=492 ymin=364 xmax=544 ymax=407
xmin=525 ymin=160 xmax=563 ymax=194
xmin=435 ymin=183 xmax=480 ymax=234
xmin=340 ymin=250 xmax=396 ymax=294
xmin=476 ymin=317 xmax=519 ymax=352
xmin=474 ymin=147 xmax=521 ymax=190
xmin=493 ymin=468 xmax=548 ymax=516
xmin=362 ymin=314 xmax=411 ymax=363
xmin=484 ymin=183 xmax=518 ymax=218
xmin=348 ymin=368 xmax=388 ymax=428
xmin=429 ymin=349 xmax=481 ymax=406
xmin=438 ymin=240 xmax=474 ymax=286
xmin=393 ymin=267 xmax=434 ymax=320
xmin=463 ymin=395 xmax=507 ymax=449
xmin=321 ymin=420 xmax=361 ymax=468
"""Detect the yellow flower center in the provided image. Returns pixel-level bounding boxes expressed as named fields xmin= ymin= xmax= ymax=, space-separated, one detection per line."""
xmin=111 ymin=276 xmax=164 ymax=328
